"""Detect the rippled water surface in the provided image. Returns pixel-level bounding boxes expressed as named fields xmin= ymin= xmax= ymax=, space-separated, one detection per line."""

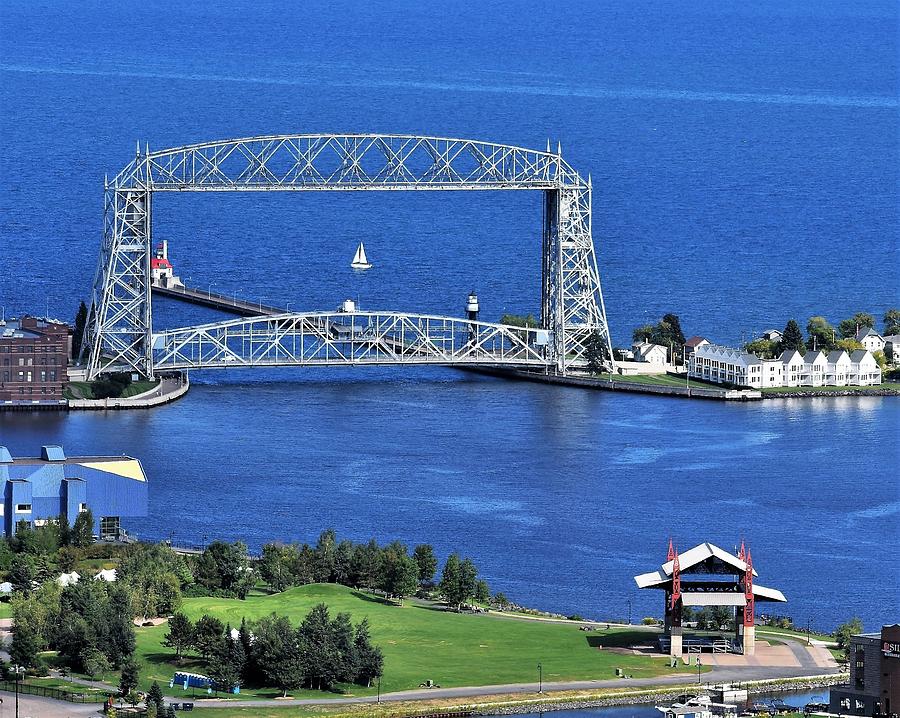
xmin=1 ymin=0 xmax=897 ymax=629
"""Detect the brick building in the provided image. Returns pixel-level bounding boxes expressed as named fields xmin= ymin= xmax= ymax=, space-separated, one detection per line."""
xmin=0 ymin=316 xmax=71 ymax=406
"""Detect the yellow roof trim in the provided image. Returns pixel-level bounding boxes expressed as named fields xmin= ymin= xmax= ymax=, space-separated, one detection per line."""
xmin=78 ymin=460 xmax=146 ymax=482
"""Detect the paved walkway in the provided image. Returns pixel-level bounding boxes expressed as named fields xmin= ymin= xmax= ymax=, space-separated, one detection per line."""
xmin=0 ymin=693 xmax=100 ymax=717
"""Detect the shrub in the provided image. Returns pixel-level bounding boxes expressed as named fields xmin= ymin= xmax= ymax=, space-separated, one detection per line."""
xmin=642 ymin=617 xmax=659 ymax=625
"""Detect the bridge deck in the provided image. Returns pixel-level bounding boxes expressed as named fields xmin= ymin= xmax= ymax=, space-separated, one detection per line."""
xmin=152 ymin=284 xmax=284 ymax=316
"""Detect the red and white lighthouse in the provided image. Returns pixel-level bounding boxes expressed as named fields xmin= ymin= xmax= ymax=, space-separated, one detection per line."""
xmin=150 ymin=240 xmax=184 ymax=288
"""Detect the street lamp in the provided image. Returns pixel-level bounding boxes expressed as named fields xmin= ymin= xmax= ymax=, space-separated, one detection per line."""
xmin=537 ymin=662 xmax=543 ymax=694
xmin=376 ymin=674 xmax=381 ymax=703
xmin=697 ymin=655 xmax=702 ymax=684
xmin=208 ymin=282 xmax=217 ymax=297
xmin=627 ymin=599 xmax=632 ymax=625
xmin=13 ymin=663 xmax=25 ymax=718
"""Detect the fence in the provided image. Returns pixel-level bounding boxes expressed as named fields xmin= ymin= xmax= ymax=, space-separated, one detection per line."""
xmin=0 ymin=680 xmax=107 ymax=703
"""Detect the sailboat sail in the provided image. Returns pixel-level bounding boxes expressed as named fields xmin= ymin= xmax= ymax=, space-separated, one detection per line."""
xmin=351 ymin=242 xmax=372 ymax=269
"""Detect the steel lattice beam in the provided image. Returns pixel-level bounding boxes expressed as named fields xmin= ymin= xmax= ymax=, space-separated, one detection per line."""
xmin=81 ymin=134 xmax=614 ymax=379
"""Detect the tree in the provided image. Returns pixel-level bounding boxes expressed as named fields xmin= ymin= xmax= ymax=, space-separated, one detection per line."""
xmin=260 ymin=544 xmax=294 ymax=593
xmin=163 ymin=613 xmax=194 ymax=660
xmin=353 ymin=618 xmax=383 ymax=687
xmin=838 ymin=312 xmax=875 ymax=339
xmin=806 ymin=316 xmax=836 ymax=352
xmin=314 ymin=529 xmax=337 ymax=582
xmin=81 ymin=647 xmax=111 ymax=680
xmin=331 ymin=612 xmax=359 ymax=684
xmin=255 ymin=614 xmax=305 ymax=697
xmin=779 ymin=319 xmax=806 ymax=353
xmin=439 ymin=553 xmax=462 ymax=609
xmin=10 ymin=623 xmax=41 ymax=668
xmin=744 ymin=338 xmax=777 ymax=359
xmin=834 ymin=617 xmax=864 ymax=661
xmin=298 ymin=603 xmax=340 ymax=691
xmin=474 ymin=579 xmax=490 ymax=603
xmin=72 ymin=300 xmax=88 ymax=360
xmin=632 ymin=324 xmax=655 ymax=343
xmin=146 ymin=681 xmax=166 ymax=715
xmin=632 ymin=314 xmax=686 ymax=363
xmin=72 ymin=508 xmax=95 ymax=548
xmin=194 ymin=615 xmax=225 ymax=660
xmin=883 ymin=308 xmax=900 ymax=336
xmin=836 ymin=338 xmax=863 ymax=353
xmin=458 ymin=558 xmax=478 ymax=605
xmin=119 ymin=657 xmax=139 ymax=697
xmin=380 ymin=543 xmax=418 ymax=603
xmin=9 ymin=554 xmax=36 ymax=593
xmin=412 ymin=544 xmax=438 ymax=586
xmin=208 ymin=632 xmax=246 ymax=695
xmin=584 ymin=331 xmax=607 ymax=374
xmin=195 ymin=541 xmax=253 ymax=598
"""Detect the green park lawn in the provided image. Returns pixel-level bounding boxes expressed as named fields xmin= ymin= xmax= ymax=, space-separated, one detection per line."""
xmin=759 ymin=383 xmax=900 ymax=394
xmin=134 ymin=583 xmax=699 ymax=701
xmin=595 ymin=373 xmax=724 ymax=389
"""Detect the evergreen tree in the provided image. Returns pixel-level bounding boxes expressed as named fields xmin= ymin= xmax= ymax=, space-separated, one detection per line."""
xmin=474 ymin=579 xmax=490 ymax=603
xmin=314 ymin=529 xmax=337 ymax=582
xmin=779 ymin=319 xmax=806 ymax=353
xmin=584 ymin=331 xmax=607 ymax=374
xmin=81 ymin=647 xmax=111 ymax=680
xmin=458 ymin=558 xmax=478 ymax=605
xmin=163 ymin=613 xmax=194 ymax=660
xmin=260 ymin=544 xmax=293 ymax=593
xmin=119 ymin=657 xmax=139 ymax=697
xmin=208 ymin=628 xmax=246 ymax=694
xmin=353 ymin=618 xmax=384 ymax=687
xmin=412 ymin=544 xmax=438 ymax=586
xmin=147 ymin=681 xmax=165 ymax=713
xmin=333 ymin=540 xmax=355 ymax=585
xmin=9 ymin=554 xmax=36 ymax=593
xmin=72 ymin=300 xmax=88 ymax=360
xmin=298 ymin=603 xmax=340 ymax=690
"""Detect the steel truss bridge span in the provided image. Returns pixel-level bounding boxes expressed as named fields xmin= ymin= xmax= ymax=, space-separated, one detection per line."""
xmin=152 ymin=311 xmax=551 ymax=371
xmin=82 ymin=134 xmax=614 ymax=379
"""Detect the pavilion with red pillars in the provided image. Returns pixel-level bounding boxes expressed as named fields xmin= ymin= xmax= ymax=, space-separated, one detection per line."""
xmin=634 ymin=540 xmax=787 ymax=656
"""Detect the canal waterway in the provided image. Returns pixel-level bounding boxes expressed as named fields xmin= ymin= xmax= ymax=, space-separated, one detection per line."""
xmin=1 ymin=0 xmax=898 ymax=630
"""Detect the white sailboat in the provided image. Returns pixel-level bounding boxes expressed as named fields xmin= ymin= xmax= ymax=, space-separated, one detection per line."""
xmin=351 ymin=241 xmax=373 ymax=270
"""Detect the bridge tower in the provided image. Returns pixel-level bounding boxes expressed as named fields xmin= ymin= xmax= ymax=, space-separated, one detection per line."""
xmin=81 ymin=134 xmax=614 ymax=379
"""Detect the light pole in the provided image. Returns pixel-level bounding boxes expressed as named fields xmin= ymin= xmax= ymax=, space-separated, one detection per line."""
xmin=377 ymin=674 xmax=381 ymax=703
xmin=807 ymin=618 xmax=811 ymax=646
xmin=208 ymin=281 xmax=217 ymax=297
xmin=627 ymin=599 xmax=632 ymax=625
xmin=13 ymin=663 xmax=25 ymax=718
xmin=697 ymin=655 xmax=702 ymax=684
xmin=537 ymin=662 xmax=542 ymax=694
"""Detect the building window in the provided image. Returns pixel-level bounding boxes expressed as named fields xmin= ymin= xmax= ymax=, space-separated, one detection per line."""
xmin=79 ymin=503 xmax=88 ymax=512
xmin=16 ymin=504 xmax=32 ymax=512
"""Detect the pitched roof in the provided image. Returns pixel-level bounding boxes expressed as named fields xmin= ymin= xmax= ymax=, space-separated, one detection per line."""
xmin=855 ymin=326 xmax=881 ymax=340
xmin=694 ymin=344 xmax=761 ymax=365
xmin=850 ymin=349 xmax=872 ymax=362
xmin=804 ymin=350 xmax=826 ymax=363
xmin=827 ymin=350 xmax=849 ymax=363
xmin=684 ymin=336 xmax=709 ymax=348
xmin=780 ymin=350 xmax=804 ymax=363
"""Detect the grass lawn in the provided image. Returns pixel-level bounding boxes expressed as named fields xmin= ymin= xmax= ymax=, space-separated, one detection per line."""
xmin=595 ymin=373 xmax=725 ymax=390
xmin=0 ymin=602 xmax=11 ymax=619
xmin=760 ymin=383 xmax=900 ymax=394
xmin=756 ymin=626 xmax=834 ymax=643
xmin=135 ymin=584 xmax=700 ymax=701
xmin=64 ymin=380 xmax=159 ymax=400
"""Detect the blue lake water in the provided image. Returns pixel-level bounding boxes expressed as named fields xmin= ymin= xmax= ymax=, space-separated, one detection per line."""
xmin=0 ymin=0 xmax=898 ymax=630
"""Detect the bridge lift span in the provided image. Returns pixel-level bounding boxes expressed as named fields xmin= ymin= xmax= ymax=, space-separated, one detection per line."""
xmin=81 ymin=134 xmax=614 ymax=379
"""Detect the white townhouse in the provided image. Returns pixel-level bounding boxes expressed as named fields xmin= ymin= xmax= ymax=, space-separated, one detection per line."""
xmin=632 ymin=341 xmax=669 ymax=366
xmin=688 ymin=344 xmax=762 ymax=387
xmin=802 ymin=350 xmax=828 ymax=387
xmin=781 ymin=350 xmax=806 ymax=386
xmin=760 ymin=358 xmax=784 ymax=388
xmin=849 ymin=350 xmax=882 ymax=386
xmin=826 ymin=350 xmax=852 ymax=386
xmin=855 ymin=327 xmax=885 ymax=353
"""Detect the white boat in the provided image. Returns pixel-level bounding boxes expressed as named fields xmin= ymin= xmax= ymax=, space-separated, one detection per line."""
xmin=351 ymin=242 xmax=373 ymax=270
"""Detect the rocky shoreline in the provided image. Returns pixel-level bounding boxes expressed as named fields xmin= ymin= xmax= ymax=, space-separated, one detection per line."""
xmin=476 ymin=676 xmax=846 ymax=716
xmin=762 ymin=388 xmax=900 ymax=399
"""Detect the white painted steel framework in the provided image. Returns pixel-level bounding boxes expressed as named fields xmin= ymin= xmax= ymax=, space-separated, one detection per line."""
xmin=152 ymin=312 xmax=549 ymax=370
xmin=82 ymin=134 xmax=614 ymax=378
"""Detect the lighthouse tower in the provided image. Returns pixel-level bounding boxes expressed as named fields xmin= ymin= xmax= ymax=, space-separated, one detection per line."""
xmin=150 ymin=241 xmax=184 ymax=288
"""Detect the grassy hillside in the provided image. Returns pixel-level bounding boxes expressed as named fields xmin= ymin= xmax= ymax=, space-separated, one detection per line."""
xmin=134 ymin=583 xmax=697 ymax=700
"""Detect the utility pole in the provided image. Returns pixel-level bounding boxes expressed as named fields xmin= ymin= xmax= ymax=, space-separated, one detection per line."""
xmin=537 ymin=662 xmax=543 ymax=694
xmin=13 ymin=663 xmax=25 ymax=718
xmin=627 ymin=599 xmax=632 ymax=626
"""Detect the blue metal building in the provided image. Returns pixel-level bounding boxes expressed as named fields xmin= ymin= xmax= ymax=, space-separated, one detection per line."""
xmin=0 ymin=445 xmax=148 ymax=539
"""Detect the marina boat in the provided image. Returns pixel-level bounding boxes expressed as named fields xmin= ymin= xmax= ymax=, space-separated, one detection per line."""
xmin=351 ymin=242 xmax=373 ymax=270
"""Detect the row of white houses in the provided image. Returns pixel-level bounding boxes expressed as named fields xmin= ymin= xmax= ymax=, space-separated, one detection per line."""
xmin=688 ymin=345 xmax=882 ymax=388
